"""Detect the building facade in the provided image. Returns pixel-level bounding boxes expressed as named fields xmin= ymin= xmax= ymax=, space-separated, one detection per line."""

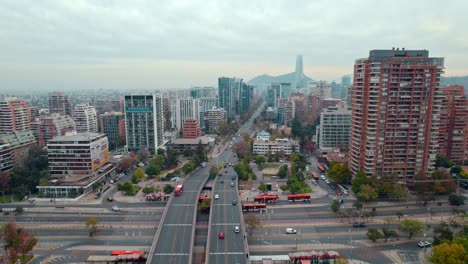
xmin=253 ymin=138 xmax=299 ymax=156
xmin=125 ymin=94 xmax=165 ymax=152
xmin=0 ymin=130 xmax=36 ymax=167
xmin=438 ymin=85 xmax=468 ymax=165
xmin=182 ymin=119 xmax=201 ymax=139
xmin=218 ymin=77 xmax=242 ymax=119
xmin=38 ymin=133 xmax=114 ymax=198
xmin=99 ymin=112 xmax=126 ymax=150
xmin=0 ymin=97 xmax=31 ymax=134
xmin=204 ymin=107 xmax=226 ymax=132
xmin=0 ymin=141 xmax=12 ymax=173
xmin=74 ymin=104 xmax=98 ymax=133
xmin=48 ymin=92 xmax=73 ymax=117
xmin=36 ymin=113 xmax=76 ymax=146
xmin=316 ymin=102 xmax=351 ymax=151
xmin=349 ymin=49 xmax=444 ymax=186
xmin=172 ymin=97 xmax=200 ymax=132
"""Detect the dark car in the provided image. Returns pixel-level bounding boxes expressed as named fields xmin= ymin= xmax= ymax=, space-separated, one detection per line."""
xmin=353 ymin=222 xmax=366 ymax=228
xmin=232 ymin=200 xmax=237 ymax=205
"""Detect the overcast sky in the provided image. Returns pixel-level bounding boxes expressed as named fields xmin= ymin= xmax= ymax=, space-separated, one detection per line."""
xmin=1 ymin=0 xmax=467 ymax=92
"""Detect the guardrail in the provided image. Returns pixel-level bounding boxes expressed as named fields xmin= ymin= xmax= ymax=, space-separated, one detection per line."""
xmin=236 ymin=179 xmax=250 ymax=262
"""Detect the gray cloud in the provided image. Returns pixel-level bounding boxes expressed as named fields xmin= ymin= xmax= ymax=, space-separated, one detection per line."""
xmin=0 ymin=0 xmax=467 ymax=91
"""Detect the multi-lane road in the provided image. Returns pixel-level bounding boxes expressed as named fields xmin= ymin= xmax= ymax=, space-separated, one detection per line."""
xmin=148 ymin=102 xmax=266 ymax=263
xmin=207 ymin=161 xmax=248 ymax=264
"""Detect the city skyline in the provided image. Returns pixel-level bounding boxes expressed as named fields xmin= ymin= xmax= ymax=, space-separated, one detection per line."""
xmin=1 ymin=0 xmax=468 ymax=92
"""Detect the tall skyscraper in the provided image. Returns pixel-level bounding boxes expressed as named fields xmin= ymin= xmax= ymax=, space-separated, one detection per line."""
xmin=349 ymin=48 xmax=444 ymax=186
xmin=240 ymin=83 xmax=253 ymax=114
xmin=438 ymin=85 xmax=468 ymax=165
xmin=294 ymin=55 xmax=304 ymax=90
xmin=125 ymin=94 xmax=165 ymax=152
xmin=218 ymin=77 xmax=242 ymax=119
xmin=49 ymin=92 xmax=73 ymax=117
xmin=316 ymin=102 xmax=351 ymax=151
xmin=74 ymin=104 xmax=98 ymax=133
xmin=0 ymin=97 xmax=31 ymax=134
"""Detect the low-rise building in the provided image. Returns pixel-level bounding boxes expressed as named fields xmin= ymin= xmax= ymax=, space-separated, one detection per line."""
xmin=204 ymin=107 xmax=227 ymax=132
xmin=170 ymin=136 xmax=215 ymax=153
xmin=36 ymin=133 xmax=115 ymax=199
xmin=253 ymin=138 xmax=299 ymax=156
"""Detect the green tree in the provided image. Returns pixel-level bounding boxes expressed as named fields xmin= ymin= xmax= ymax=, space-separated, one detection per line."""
xmin=381 ymin=228 xmax=399 ymax=242
xmin=328 ymin=162 xmax=351 ymax=184
xmin=150 ymin=155 xmax=165 ymax=169
xmin=122 ymin=181 xmax=134 ymax=196
xmin=131 ymin=167 xmax=145 ymax=183
xmin=279 ymin=185 xmax=289 ymax=191
xmin=433 ymin=225 xmax=454 ymax=245
xmin=253 ymin=156 xmax=266 ymax=169
xmin=142 ymin=185 xmax=154 ymax=194
xmin=435 ymin=155 xmax=453 ymax=168
xmin=366 ymin=228 xmax=384 ymax=242
xmin=182 ymin=160 xmax=196 ymax=174
xmin=165 ymin=148 xmax=179 ymax=168
xmin=244 ymin=213 xmax=263 ymax=237
xmin=398 ymin=219 xmax=424 ymax=239
xmin=278 ymin=165 xmax=288 ymax=179
xmin=352 ymin=171 xmax=371 ymax=194
xmin=85 ymin=217 xmax=100 ymax=237
xmin=163 ymin=184 xmax=175 ymax=194
xmin=448 ymin=194 xmax=465 ymax=206
xmin=145 ymin=165 xmax=161 ymax=176
xmin=388 ymin=184 xmax=408 ymax=200
xmin=331 ymin=199 xmax=340 ymax=213
xmin=258 ymin=182 xmax=268 ymax=193
xmin=357 ymin=184 xmax=378 ymax=201
xmin=429 ymin=242 xmax=466 ymax=264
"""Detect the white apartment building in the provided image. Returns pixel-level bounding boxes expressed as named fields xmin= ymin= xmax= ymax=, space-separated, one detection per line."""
xmin=73 ymin=104 xmax=98 ymax=133
xmin=253 ymin=138 xmax=299 ymax=156
xmin=316 ymin=102 xmax=351 ymax=151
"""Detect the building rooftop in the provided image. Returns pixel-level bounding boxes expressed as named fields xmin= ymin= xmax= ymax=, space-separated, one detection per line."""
xmin=0 ymin=130 xmax=36 ymax=146
xmin=171 ymin=136 xmax=214 ymax=145
xmin=50 ymin=132 xmax=103 ymax=142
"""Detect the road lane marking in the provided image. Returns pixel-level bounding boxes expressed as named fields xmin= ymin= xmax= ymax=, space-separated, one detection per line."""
xmin=153 ymin=253 xmax=189 ymax=256
xmin=171 ymin=204 xmax=195 ymax=206
xmin=211 ymin=223 xmax=240 ymax=226
xmin=209 ymin=252 xmax=245 ymax=255
xmin=164 ymin=224 xmax=192 ymax=226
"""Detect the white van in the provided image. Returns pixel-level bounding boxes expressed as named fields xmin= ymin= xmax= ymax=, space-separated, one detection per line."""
xmin=285 ymin=228 xmax=297 ymax=234
xmin=234 ymin=226 xmax=240 ymax=233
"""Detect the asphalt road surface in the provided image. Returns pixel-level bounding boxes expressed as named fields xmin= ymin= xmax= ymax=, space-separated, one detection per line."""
xmin=207 ymin=164 xmax=247 ymax=264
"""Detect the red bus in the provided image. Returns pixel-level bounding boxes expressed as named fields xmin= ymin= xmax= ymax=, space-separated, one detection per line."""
xmin=174 ymin=184 xmax=183 ymax=196
xmin=242 ymin=203 xmax=267 ymax=212
xmin=317 ymin=164 xmax=326 ymax=173
xmin=287 ymin=193 xmax=311 ymax=202
xmin=111 ymin=250 xmax=143 ymax=256
xmin=311 ymin=172 xmax=319 ymax=181
xmin=254 ymin=194 xmax=279 ymax=203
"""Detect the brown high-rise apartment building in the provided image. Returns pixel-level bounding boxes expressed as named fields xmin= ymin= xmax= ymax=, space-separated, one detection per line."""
xmin=0 ymin=97 xmax=31 ymax=134
xmin=49 ymin=92 xmax=73 ymax=117
xmin=438 ymin=85 xmax=468 ymax=165
xmin=349 ymin=49 xmax=444 ymax=186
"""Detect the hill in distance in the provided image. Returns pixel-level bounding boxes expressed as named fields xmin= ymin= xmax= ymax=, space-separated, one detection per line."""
xmin=248 ymin=72 xmax=312 ymax=86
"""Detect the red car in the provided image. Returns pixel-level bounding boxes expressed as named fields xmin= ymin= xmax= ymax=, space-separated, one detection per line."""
xmin=218 ymin=232 xmax=225 ymax=239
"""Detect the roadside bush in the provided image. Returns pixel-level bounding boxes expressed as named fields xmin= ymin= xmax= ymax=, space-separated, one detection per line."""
xmin=142 ymin=186 xmax=154 ymax=194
